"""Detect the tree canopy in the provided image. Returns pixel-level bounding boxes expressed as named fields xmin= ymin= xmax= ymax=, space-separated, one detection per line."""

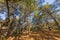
xmin=0 ymin=0 xmax=60 ymax=38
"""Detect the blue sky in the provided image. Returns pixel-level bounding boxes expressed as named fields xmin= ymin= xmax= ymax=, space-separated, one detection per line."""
xmin=0 ymin=12 xmax=7 ymax=20
xmin=43 ymin=0 xmax=55 ymax=4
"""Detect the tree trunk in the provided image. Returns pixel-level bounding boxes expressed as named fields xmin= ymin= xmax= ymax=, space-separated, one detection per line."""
xmin=46 ymin=9 xmax=60 ymax=29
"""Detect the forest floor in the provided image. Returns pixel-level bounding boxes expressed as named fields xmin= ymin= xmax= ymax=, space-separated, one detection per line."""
xmin=0 ymin=30 xmax=60 ymax=40
xmin=7 ymin=30 xmax=60 ymax=40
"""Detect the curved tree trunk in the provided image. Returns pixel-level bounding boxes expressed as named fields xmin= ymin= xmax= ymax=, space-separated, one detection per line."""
xmin=46 ymin=9 xmax=60 ymax=29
